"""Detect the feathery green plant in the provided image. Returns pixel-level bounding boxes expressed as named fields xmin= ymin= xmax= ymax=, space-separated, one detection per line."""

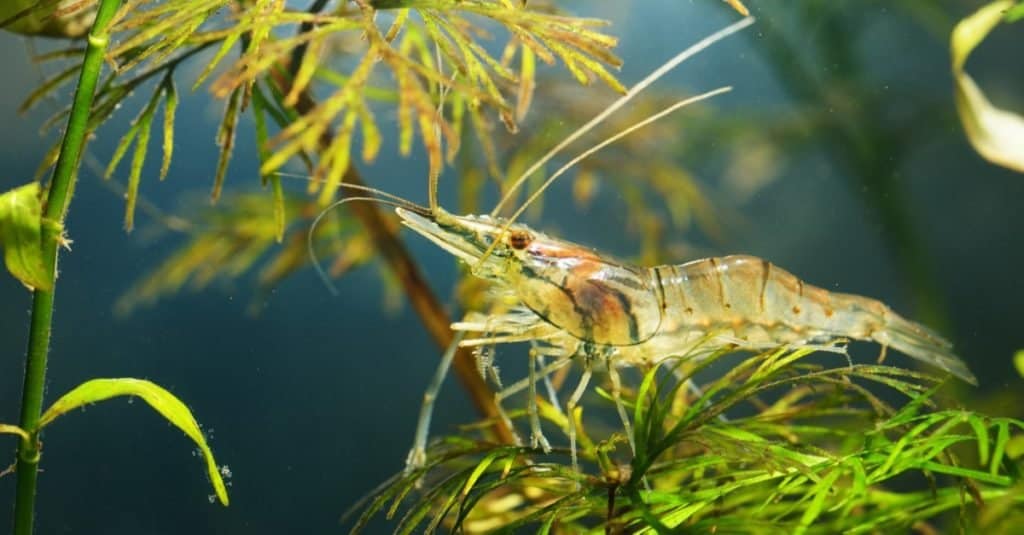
xmin=347 ymin=347 xmax=1024 ymax=533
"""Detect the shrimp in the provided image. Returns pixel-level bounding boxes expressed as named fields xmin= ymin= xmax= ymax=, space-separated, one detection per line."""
xmin=396 ymin=207 xmax=977 ymax=468
xmin=398 ymin=209 xmax=976 ymax=386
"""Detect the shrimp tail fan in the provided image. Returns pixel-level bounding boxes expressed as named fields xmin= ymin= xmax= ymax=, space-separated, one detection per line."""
xmin=874 ymin=314 xmax=978 ymax=385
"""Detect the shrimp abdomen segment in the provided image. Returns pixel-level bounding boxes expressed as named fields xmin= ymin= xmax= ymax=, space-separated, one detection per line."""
xmin=653 ymin=255 xmax=977 ymax=384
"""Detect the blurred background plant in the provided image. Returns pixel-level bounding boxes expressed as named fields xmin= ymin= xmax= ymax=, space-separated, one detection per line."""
xmin=1 ymin=0 xmax=1022 ymax=532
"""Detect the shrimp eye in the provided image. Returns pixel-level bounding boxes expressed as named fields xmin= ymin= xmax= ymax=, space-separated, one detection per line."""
xmin=508 ymin=230 xmax=533 ymax=250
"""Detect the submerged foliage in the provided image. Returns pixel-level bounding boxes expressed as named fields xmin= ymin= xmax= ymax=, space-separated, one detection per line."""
xmin=90 ymin=0 xmax=751 ymax=312
xmin=23 ymin=0 xmax=643 ymax=230
xmin=112 ymin=189 xmax=384 ymax=315
xmin=347 ymin=346 xmax=1024 ymax=533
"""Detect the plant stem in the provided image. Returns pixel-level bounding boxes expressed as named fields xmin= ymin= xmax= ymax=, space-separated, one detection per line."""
xmin=13 ymin=1 xmax=121 ymax=533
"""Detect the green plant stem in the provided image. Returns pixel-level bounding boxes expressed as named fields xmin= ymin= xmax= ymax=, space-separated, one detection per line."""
xmin=13 ymin=1 xmax=121 ymax=533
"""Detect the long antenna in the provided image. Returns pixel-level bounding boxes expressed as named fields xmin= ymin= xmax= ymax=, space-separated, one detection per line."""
xmin=503 ymin=86 xmax=732 ymax=233
xmin=307 ymin=196 xmax=431 ymax=295
xmin=489 ymin=16 xmax=755 ymax=218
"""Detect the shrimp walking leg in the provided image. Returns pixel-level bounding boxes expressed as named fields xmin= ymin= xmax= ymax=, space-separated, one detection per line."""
xmin=566 ymin=368 xmax=593 ymax=476
xmin=407 ymin=331 xmax=466 ymax=471
xmin=606 ymin=362 xmax=636 ymax=455
xmin=494 ymin=356 xmax=574 ymax=447
xmin=531 ymin=343 xmax=564 ymax=415
xmin=527 ymin=347 xmax=552 ymax=452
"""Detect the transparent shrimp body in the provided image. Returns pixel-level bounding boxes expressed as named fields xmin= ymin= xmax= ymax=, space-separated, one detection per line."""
xmin=397 ymin=208 xmax=977 ymax=472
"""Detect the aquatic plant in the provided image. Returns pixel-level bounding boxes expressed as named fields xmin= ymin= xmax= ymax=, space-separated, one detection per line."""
xmin=2 ymin=0 xmax=1021 ymax=533
xmin=951 ymin=1 xmax=1024 ymax=174
xmin=346 ymin=347 xmax=1024 ymax=532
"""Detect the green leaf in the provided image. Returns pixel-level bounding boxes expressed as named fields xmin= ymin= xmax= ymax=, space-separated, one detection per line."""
xmin=192 ymin=33 xmax=241 ymax=90
xmin=39 ymin=378 xmax=230 ymax=506
xmin=212 ymin=87 xmax=242 ymax=202
xmin=251 ymin=84 xmax=285 ymax=242
xmin=951 ymin=0 xmax=1024 ymax=173
xmin=1007 ymin=2 xmax=1024 ymax=22
xmin=0 ymin=423 xmax=29 ymax=442
xmin=19 ymin=63 xmax=80 ymax=114
xmin=0 ymin=182 xmax=55 ymax=290
xmin=125 ymin=94 xmax=160 ymax=232
xmin=160 ymin=77 xmax=178 ymax=181
xmin=1013 ymin=349 xmax=1024 ymax=378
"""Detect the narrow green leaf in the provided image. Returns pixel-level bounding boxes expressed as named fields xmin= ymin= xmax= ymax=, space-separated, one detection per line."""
xmin=284 ymin=35 xmax=324 ymax=107
xmin=193 ymin=33 xmax=241 ymax=91
xmin=461 ymin=451 xmax=501 ymax=497
xmin=796 ymin=468 xmax=841 ymax=532
xmin=19 ymin=63 xmax=80 ymax=114
xmin=0 ymin=182 xmax=54 ymax=290
xmin=250 ymin=84 xmax=285 ymax=242
xmin=0 ymin=423 xmax=29 ymax=442
xmin=160 ymin=77 xmax=178 ymax=181
xmin=1007 ymin=2 xmax=1024 ymax=21
xmin=318 ymin=109 xmax=356 ymax=206
xmin=967 ymin=414 xmax=990 ymax=465
xmin=356 ymin=102 xmax=382 ymax=162
xmin=918 ymin=460 xmax=1013 ymax=486
xmin=104 ymin=123 xmax=141 ymax=180
xmin=212 ymin=87 xmax=242 ymax=203
xmin=516 ymin=44 xmax=535 ymax=121
xmin=125 ymin=95 xmax=160 ymax=232
xmin=28 ymin=45 xmax=86 ymax=63
xmin=39 ymin=378 xmax=229 ymax=506
xmin=251 ymin=84 xmax=273 ymax=186
xmin=270 ymin=172 xmax=285 ymax=243
xmin=991 ymin=420 xmax=1009 ymax=476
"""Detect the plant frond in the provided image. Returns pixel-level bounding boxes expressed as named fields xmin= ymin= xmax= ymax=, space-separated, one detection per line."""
xmin=112 ymin=190 xmax=387 ymax=316
xmin=346 ymin=346 xmax=1024 ymax=533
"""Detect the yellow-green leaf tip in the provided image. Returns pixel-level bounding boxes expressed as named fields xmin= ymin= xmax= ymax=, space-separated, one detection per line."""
xmin=39 ymin=378 xmax=230 ymax=506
